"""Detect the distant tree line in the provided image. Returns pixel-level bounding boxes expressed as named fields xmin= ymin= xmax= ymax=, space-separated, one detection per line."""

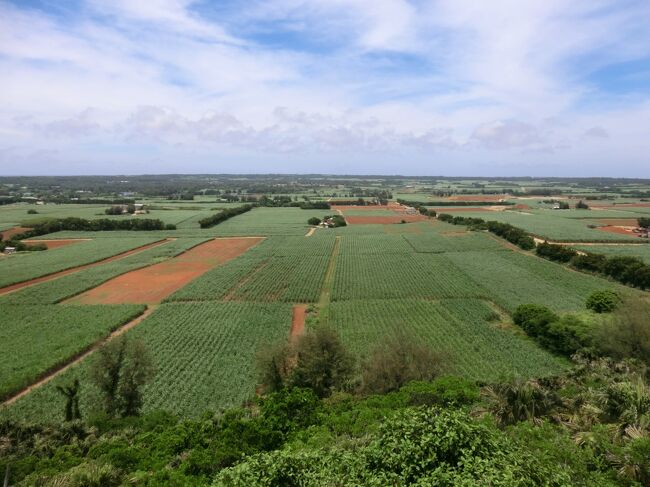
xmin=46 ymin=197 xmax=137 ymax=205
xmin=397 ymin=199 xmax=514 ymax=207
xmin=13 ymin=217 xmax=173 ymax=240
xmin=437 ymin=214 xmax=535 ymax=250
xmin=198 ymin=204 xmax=254 ymax=228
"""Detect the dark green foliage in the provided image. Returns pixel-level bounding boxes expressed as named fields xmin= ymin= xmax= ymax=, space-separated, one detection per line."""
xmin=575 ymin=200 xmax=590 ymax=209
xmin=290 ymin=326 xmax=355 ymax=397
xmin=513 ymin=304 xmax=592 ymax=356
xmin=56 ymin=379 xmax=82 ymax=422
xmin=398 ymin=198 xmax=514 ymax=207
xmin=536 ymin=241 xmax=577 ymax=262
xmin=571 ymin=252 xmax=607 ymax=272
xmin=513 ymin=304 xmax=558 ymax=337
xmin=401 ymin=376 xmax=480 ymax=407
xmin=586 ymin=290 xmax=621 ymax=313
xmin=198 ymin=204 xmax=254 ymax=228
xmin=439 ymin=214 xmax=535 ymax=250
xmin=638 ymin=217 xmax=650 ymax=228
xmin=27 ymin=209 xmax=38 ymax=214
xmin=257 ymin=326 xmax=354 ymax=398
xmin=91 ymin=338 xmax=155 ymax=418
xmin=307 ymin=217 xmax=321 ymax=226
xmin=595 ymin=299 xmax=650 ymax=368
xmin=359 ymin=331 xmax=447 ymax=394
xmin=14 ymin=217 xmax=167 ymax=239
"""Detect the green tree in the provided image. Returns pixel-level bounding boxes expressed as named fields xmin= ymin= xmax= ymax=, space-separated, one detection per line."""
xmin=91 ymin=337 xmax=155 ymax=417
xmin=307 ymin=217 xmax=321 ymax=226
xmin=586 ymin=290 xmax=620 ymax=313
xmin=55 ymin=379 xmax=81 ymax=421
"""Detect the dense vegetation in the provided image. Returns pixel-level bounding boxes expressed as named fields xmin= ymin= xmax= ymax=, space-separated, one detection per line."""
xmin=13 ymin=217 xmax=172 ymax=240
xmin=198 ymin=205 xmax=254 ymax=228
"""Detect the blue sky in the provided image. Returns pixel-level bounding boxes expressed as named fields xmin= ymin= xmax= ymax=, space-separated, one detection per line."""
xmin=1 ymin=0 xmax=650 ymax=176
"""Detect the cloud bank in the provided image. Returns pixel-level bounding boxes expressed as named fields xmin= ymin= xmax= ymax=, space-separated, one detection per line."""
xmin=1 ymin=0 xmax=649 ymax=175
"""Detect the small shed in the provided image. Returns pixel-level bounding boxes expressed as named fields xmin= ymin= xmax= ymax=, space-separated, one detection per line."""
xmin=4 ymin=246 xmax=17 ymax=254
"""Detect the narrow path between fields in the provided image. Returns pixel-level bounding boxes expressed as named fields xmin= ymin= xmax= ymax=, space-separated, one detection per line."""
xmin=0 ymin=239 xmax=173 ymax=296
xmin=305 ymin=227 xmax=316 ymax=237
xmin=316 ymin=236 xmax=341 ymax=324
xmin=290 ymin=304 xmax=308 ymax=341
xmin=1 ymin=305 xmax=157 ymax=407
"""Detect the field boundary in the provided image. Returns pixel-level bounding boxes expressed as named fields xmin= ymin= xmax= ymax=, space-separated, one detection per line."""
xmin=1 ymin=305 xmax=157 ymax=406
xmin=290 ymin=304 xmax=308 ymax=340
xmin=0 ymin=239 xmax=173 ymax=296
xmin=223 ymin=258 xmax=271 ymax=301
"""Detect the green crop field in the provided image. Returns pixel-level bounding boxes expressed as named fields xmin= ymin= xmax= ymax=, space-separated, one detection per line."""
xmin=0 ymin=304 xmax=145 ymax=401
xmin=572 ymin=244 xmax=650 ymax=263
xmin=326 ymin=299 xmax=566 ymax=381
xmin=0 ymin=238 xmax=207 ymax=304
xmin=2 ymin=302 xmax=291 ymax=421
xmin=0 ymin=237 xmax=161 ymax=287
xmin=169 ymin=235 xmax=335 ymax=303
xmin=448 ymin=210 xmax=640 ymax=242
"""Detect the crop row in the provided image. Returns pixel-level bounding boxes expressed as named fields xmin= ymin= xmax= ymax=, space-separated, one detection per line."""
xmin=331 ymin=252 xmax=483 ymax=301
xmin=452 ymin=211 xmax=638 ymax=242
xmin=0 ymin=303 xmax=145 ymax=401
xmin=0 ymin=237 xmax=161 ymax=288
xmin=169 ymin=236 xmax=335 ymax=302
xmin=445 ymin=250 xmax=631 ymax=313
xmin=0 ymin=238 xmax=208 ymax=304
xmin=326 ymin=298 xmax=566 ymax=382
xmin=1 ymin=302 xmax=292 ymax=422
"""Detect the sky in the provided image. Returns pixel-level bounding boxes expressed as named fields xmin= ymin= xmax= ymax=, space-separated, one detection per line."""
xmin=1 ymin=0 xmax=650 ymax=177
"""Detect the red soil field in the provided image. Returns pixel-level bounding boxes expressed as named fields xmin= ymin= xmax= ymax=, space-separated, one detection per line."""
xmin=596 ymin=219 xmax=641 ymax=226
xmin=68 ymin=237 xmax=263 ymax=305
xmin=0 ymin=226 xmax=31 ymax=240
xmin=290 ymin=304 xmax=307 ymax=340
xmin=346 ymin=215 xmax=427 ymax=225
xmin=596 ymin=226 xmax=638 ymax=236
xmin=23 ymin=239 xmax=89 ymax=249
xmin=0 ymin=239 xmax=171 ymax=296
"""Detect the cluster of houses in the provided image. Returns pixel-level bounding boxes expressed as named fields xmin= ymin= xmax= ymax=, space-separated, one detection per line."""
xmin=318 ymin=217 xmax=338 ymax=228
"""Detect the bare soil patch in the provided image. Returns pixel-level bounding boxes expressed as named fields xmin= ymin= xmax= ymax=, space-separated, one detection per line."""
xmin=67 ymin=237 xmax=263 ymax=305
xmin=0 ymin=239 xmax=171 ymax=296
xmin=335 ymin=205 xmax=390 ymax=212
xmin=23 ymin=239 xmax=89 ymax=249
xmin=290 ymin=305 xmax=308 ymax=340
xmin=596 ymin=225 xmax=638 ymax=236
xmin=595 ymin=219 xmax=640 ymax=226
xmin=0 ymin=226 xmax=31 ymax=240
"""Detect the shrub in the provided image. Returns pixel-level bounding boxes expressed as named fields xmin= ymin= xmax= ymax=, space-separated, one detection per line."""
xmin=360 ymin=331 xmax=447 ymax=395
xmin=27 ymin=209 xmax=38 ymax=214
xmin=401 ymin=376 xmax=479 ymax=407
xmin=513 ymin=304 xmax=558 ymax=337
xmin=257 ymin=326 xmax=354 ymax=398
xmin=586 ymin=290 xmax=621 ymax=313
xmin=594 ymin=298 xmax=650 ymax=367
xmin=307 ymin=217 xmax=321 ymax=226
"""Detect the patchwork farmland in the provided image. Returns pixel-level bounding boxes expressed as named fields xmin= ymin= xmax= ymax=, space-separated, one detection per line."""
xmin=1 ymin=175 xmax=649 ymax=426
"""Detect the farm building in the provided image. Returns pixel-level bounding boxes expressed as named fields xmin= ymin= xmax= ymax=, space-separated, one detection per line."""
xmin=3 ymin=246 xmax=16 ymax=254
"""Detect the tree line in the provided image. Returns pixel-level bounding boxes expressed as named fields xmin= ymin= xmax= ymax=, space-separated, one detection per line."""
xmin=13 ymin=217 xmax=173 ymax=240
xmin=198 ymin=204 xmax=254 ymax=228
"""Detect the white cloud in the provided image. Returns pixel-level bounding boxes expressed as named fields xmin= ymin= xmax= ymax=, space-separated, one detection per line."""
xmin=0 ymin=0 xmax=649 ymax=175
